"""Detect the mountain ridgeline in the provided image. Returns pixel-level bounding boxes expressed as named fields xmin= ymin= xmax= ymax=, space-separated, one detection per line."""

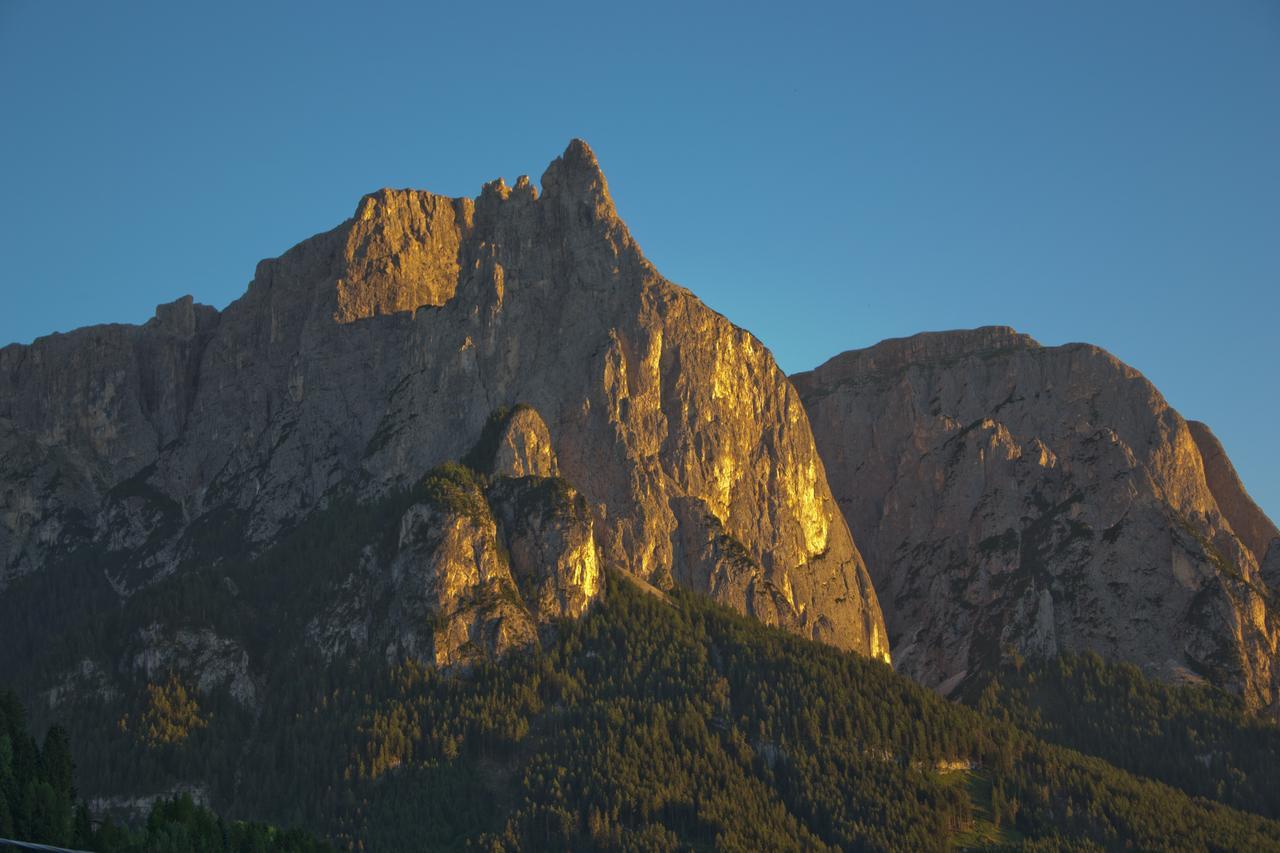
xmin=1 ymin=141 xmax=1278 ymax=848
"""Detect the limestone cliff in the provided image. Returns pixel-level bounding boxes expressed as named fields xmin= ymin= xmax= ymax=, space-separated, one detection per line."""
xmin=794 ymin=327 xmax=1280 ymax=713
xmin=0 ymin=140 xmax=887 ymax=707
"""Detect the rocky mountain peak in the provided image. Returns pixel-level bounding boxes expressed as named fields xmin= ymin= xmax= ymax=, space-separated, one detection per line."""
xmin=0 ymin=140 xmax=888 ymax=714
xmin=334 ymin=188 xmax=474 ymax=323
xmin=234 ymin=140 xmax=637 ymax=336
xmin=797 ymin=327 xmax=1280 ymax=714
xmin=539 ymin=138 xmax=613 ymax=210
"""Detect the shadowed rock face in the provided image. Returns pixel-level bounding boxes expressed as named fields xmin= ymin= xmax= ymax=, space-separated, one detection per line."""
xmin=0 ymin=141 xmax=886 ymax=674
xmin=0 ymin=295 xmax=221 ymax=588
xmin=794 ymin=327 xmax=1280 ymax=714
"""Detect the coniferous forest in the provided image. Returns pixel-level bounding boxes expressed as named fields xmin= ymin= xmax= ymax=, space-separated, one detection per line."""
xmin=7 ymin=559 xmax=1280 ymax=850
xmin=0 ymin=689 xmax=331 ymax=850
xmin=977 ymin=652 xmax=1280 ymax=821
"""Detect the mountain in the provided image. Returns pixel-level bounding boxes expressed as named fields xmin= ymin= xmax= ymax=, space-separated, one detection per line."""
xmin=0 ymin=140 xmax=891 ymax=812
xmin=1189 ymin=419 xmax=1280 ymax=590
xmin=0 ymin=140 xmax=886 ymax=659
xmin=793 ymin=327 xmax=1280 ymax=714
xmin=5 ymin=141 xmax=1280 ymax=849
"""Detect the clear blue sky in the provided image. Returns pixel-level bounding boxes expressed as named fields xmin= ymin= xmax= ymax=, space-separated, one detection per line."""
xmin=2 ymin=1 xmax=1277 ymax=521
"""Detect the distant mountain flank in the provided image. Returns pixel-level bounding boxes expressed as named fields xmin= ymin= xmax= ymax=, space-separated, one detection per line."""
xmin=794 ymin=326 xmax=1280 ymax=715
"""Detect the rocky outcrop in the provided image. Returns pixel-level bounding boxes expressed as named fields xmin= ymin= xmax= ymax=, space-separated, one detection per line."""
xmin=0 ymin=141 xmax=886 ymax=681
xmin=491 ymin=406 xmax=560 ymax=479
xmin=489 ymin=474 xmax=600 ymax=622
xmin=335 ymin=190 xmax=472 ymax=323
xmin=1266 ymin=542 xmax=1280 ymax=592
xmin=129 ymin=625 xmax=257 ymax=709
xmin=794 ymin=327 xmax=1279 ymax=713
xmin=467 ymin=404 xmax=560 ymax=480
xmin=388 ymin=479 xmax=539 ymax=669
xmin=381 ymin=459 xmax=602 ymax=668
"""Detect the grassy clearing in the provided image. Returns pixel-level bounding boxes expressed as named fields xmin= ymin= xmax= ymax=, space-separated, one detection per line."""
xmin=937 ymin=769 xmax=1026 ymax=849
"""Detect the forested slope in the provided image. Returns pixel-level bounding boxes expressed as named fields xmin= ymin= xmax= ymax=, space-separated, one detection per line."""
xmin=977 ymin=652 xmax=1280 ymax=821
xmin=0 ymin=690 xmax=331 ymax=851
xmin=10 ymin=575 xmax=1280 ymax=849
xmin=45 ymin=585 xmax=1280 ymax=849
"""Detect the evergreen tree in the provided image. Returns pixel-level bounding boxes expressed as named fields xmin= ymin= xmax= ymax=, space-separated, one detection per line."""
xmin=41 ymin=725 xmax=75 ymax=803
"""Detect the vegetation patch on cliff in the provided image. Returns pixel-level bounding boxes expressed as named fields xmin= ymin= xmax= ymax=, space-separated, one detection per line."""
xmin=420 ymin=462 xmax=493 ymax=524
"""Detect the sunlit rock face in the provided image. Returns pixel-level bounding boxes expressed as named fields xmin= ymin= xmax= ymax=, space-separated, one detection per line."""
xmin=389 ymin=495 xmax=539 ymax=669
xmin=0 ymin=140 xmax=885 ymax=672
xmin=482 ymin=405 xmax=560 ymax=480
xmin=795 ymin=327 xmax=1280 ymax=714
xmin=488 ymin=474 xmax=600 ymax=623
xmin=335 ymin=190 xmax=473 ymax=323
xmin=297 ymin=452 xmax=602 ymax=672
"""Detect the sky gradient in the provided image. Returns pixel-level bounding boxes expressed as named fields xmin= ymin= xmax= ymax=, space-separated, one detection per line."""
xmin=1 ymin=1 xmax=1277 ymax=519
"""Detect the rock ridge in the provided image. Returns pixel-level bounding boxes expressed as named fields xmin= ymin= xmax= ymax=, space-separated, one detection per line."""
xmin=794 ymin=326 xmax=1040 ymax=391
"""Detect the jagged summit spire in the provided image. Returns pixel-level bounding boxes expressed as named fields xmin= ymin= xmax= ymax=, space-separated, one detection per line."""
xmin=551 ymin=138 xmax=603 ymax=180
xmin=540 ymin=138 xmax=616 ymax=218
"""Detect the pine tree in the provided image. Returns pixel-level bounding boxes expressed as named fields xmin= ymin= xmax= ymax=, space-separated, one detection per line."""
xmin=41 ymin=726 xmax=74 ymax=803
